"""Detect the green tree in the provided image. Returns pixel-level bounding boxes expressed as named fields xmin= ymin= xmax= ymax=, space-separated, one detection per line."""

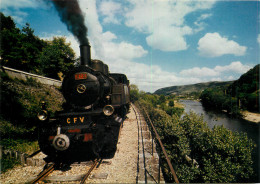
xmin=130 ymin=84 xmax=140 ymax=102
xmin=20 ymin=23 xmax=46 ymax=72
xmin=141 ymin=93 xmax=158 ymax=107
xmin=0 ymin=12 xmax=16 ymax=30
xmin=0 ymin=13 xmax=45 ymax=72
xmin=169 ymin=100 xmax=175 ymax=107
xmin=158 ymin=95 xmax=166 ymax=104
xmin=0 ymin=13 xmax=76 ymax=80
xmin=200 ymin=87 xmax=242 ymax=117
xmin=36 ymin=37 xmax=75 ymax=79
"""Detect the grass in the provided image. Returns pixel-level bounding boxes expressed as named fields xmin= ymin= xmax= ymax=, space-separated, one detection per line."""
xmin=175 ymin=100 xmax=185 ymax=108
xmin=0 ymin=138 xmax=40 ymax=173
xmin=1 ymin=155 xmax=21 ymax=173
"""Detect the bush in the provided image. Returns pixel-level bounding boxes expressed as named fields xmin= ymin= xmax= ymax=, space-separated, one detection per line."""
xmin=180 ymin=113 xmax=255 ymax=182
xmin=0 ymin=74 xmax=64 ymax=130
xmin=137 ymin=100 xmax=256 ymax=183
xmin=130 ymin=84 xmax=140 ymax=102
xmin=166 ymin=107 xmax=184 ymax=117
xmin=1 ymin=139 xmax=39 ymax=154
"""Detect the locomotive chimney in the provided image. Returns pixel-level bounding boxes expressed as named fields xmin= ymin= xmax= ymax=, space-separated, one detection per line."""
xmin=80 ymin=44 xmax=91 ymax=66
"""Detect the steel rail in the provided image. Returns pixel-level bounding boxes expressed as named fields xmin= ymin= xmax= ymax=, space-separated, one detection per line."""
xmin=138 ymin=103 xmax=179 ymax=184
xmin=31 ymin=163 xmax=55 ymax=184
xmin=132 ymin=104 xmax=140 ymax=183
xmin=132 ymin=104 xmax=148 ymax=183
xmin=80 ymin=159 xmax=101 ymax=184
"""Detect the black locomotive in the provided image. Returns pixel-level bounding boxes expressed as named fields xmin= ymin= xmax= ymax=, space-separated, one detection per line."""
xmin=37 ymin=44 xmax=130 ymax=162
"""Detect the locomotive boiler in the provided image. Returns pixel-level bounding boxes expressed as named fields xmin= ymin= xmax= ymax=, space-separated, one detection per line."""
xmin=37 ymin=44 xmax=130 ymax=163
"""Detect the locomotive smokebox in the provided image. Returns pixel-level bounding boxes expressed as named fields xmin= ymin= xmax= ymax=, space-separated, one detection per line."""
xmin=80 ymin=44 xmax=91 ymax=66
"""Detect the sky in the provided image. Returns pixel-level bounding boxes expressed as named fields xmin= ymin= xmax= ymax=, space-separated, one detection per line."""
xmin=1 ymin=0 xmax=259 ymax=92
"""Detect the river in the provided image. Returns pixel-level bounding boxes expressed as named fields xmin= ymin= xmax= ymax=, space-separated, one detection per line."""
xmin=180 ymin=100 xmax=259 ymax=182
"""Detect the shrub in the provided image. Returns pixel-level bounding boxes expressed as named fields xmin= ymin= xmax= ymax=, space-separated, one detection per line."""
xmin=137 ymin=100 xmax=255 ymax=183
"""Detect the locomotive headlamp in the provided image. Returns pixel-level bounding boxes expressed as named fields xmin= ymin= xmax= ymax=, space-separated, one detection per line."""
xmin=103 ymin=105 xmax=114 ymax=116
xmin=37 ymin=110 xmax=48 ymax=121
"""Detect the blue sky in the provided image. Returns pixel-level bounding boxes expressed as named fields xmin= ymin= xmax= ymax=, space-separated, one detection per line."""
xmin=1 ymin=0 xmax=259 ymax=92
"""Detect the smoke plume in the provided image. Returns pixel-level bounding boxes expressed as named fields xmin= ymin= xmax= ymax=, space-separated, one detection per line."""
xmin=51 ymin=0 xmax=89 ymax=45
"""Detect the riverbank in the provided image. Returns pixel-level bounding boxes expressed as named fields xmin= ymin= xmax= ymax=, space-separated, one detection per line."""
xmin=242 ymin=111 xmax=260 ymax=123
xmin=180 ymin=100 xmax=260 ymax=124
xmin=175 ymin=100 xmax=185 ymax=108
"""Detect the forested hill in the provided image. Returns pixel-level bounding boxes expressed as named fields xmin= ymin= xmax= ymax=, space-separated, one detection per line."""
xmin=154 ymin=81 xmax=233 ymax=95
xmin=200 ymin=64 xmax=259 ymax=113
xmin=227 ymin=64 xmax=259 ymax=112
xmin=228 ymin=64 xmax=259 ymax=96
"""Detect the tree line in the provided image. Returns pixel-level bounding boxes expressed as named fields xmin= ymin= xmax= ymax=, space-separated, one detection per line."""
xmin=0 ymin=12 xmax=77 ymax=80
xmin=130 ymin=84 xmax=184 ymax=117
xmin=200 ymin=64 xmax=259 ymax=116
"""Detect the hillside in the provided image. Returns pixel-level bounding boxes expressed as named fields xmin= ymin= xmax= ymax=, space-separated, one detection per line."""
xmin=200 ymin=64 xmax=259 ymax=113
xmin=154 ymin=81 xmax=233 ymax=95
xmin=228 ymin=64 xmax=259 ymax=95
xmin=227 ymin=64 xmax=259 ymax=112
xmin=0 ymin=71 xmax=64 ymax=139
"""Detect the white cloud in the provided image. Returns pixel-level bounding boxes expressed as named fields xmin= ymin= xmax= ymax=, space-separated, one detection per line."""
xmin=99 ymin=1 xmax=122 ymax=24
xmin=146 ymin=25 xmax=192 ymax=51
xmin=198 ymin=32 xmax=247 ymax=57
xmin=78 ymin=0 xmax=147 ymax=60
xmin=107 ymin=59 xmax=202 ymax=92
xmin=227 ymin=76 xmax=234 ymax=80
xmin=2 ymin=9 xmax=28 ymax=25
xmin=0 ymin=0 xmax=39 ymax=9
xmin=214 ymin=61 xmax=251 ymax=74
xmin=1 ymin=0 xmax=44 ymax=25
xmin=180 ymin=67 xmax=219 ymax=77
xmin=197 ymin=13 xmax=212 ymax=21
xmin=210 ymin=77 xmax=222 ymax=81
xmin=104 ymin=41 xmax=148 ymax=60
xmin=125 ymin=0 xmax=216 ymax=52
xmin=180 ymin=61 xmax=251 ymax=78
xmin=194 ymin=13 xmax=212 ymax=32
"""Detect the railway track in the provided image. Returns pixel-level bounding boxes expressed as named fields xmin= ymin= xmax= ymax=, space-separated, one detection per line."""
xmin=30 ymin=163 xmax=55 ymax=184
xmin=80 ymin=159 xmax=101 ymax=184
xmin=30 ymin=159 xmax=102 ymax=184
xmin=132 ymin=103 xmax=178 ymax=183
xmin=132 ymin=104 xmax=160 ymax=183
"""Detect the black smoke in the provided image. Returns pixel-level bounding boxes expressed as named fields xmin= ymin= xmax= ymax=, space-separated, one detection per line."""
xmin=51 ymin=0 xmax=89 ymax=45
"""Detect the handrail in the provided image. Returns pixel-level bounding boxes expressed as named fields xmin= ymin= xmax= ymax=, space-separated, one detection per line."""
xmin=137 ymin=102 xmax=179 ymax=184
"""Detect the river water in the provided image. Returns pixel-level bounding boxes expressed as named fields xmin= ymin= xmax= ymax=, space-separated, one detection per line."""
xmin=180 ymin=100 xmax=259 ymax=181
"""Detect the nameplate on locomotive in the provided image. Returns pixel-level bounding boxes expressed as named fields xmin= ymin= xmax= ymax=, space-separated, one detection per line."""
xmin=66 ymin=116 xmax=87 ymax=124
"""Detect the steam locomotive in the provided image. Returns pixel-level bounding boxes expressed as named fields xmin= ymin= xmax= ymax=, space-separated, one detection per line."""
xmin=37 ymin=44 xmax=130 ymax=162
